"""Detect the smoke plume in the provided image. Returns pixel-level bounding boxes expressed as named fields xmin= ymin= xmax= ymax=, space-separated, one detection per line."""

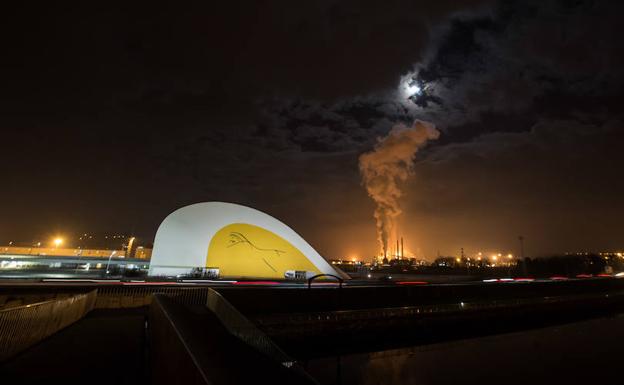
xmin=359 ymin=120 xmax=440 ymax=256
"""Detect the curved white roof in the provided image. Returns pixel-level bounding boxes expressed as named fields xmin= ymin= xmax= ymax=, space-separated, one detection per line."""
xmin=149 ymin=202 xmax=339 ymax=279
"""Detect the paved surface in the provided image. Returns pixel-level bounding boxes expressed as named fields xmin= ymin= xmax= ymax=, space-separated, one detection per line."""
xmin=0 ymin=308 xmax=148 ymax=385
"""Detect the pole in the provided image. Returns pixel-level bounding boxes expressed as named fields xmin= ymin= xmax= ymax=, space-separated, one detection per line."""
xmin=519 ymin=236 xmax=526 ymax=275
xmin=105 ymin=251 xmax=117 ymax=275
xmin=396 ymin=239 xmax=399 ymax=260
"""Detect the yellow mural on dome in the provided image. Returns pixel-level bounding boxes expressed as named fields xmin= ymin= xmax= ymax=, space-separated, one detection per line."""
xmin=206 ymin=223 xmax=322 ymax=279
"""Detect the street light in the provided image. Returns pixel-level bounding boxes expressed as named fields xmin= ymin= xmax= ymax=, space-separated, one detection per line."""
xmin=105 ymin=251 xmax=117 ymax=275
xmin=53 ymin=238 xmax=63 ymax=248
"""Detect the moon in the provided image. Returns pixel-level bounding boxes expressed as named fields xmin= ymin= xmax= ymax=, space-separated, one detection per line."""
xmin=400 ymin=73 xmax=422 ymax=99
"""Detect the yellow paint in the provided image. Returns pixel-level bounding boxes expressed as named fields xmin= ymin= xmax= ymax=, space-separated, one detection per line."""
xmin=206 ymin=223 xmax=321 ymax=278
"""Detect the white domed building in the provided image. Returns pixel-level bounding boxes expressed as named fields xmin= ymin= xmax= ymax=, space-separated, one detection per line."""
xmin=149 ymin=202 xmax=341 ymax=280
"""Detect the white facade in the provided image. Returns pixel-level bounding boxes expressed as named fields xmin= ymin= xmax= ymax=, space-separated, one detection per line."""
xmin=149 ymin=202 xmax=340 ymax=279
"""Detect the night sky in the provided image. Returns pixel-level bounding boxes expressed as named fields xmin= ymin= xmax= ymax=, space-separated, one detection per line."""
xmin=1 ymin=0 xmax=623 ymax=259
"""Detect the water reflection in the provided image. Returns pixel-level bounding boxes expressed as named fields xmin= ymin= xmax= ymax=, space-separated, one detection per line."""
xmin=303 ymin=315 xmax=624 ymax=385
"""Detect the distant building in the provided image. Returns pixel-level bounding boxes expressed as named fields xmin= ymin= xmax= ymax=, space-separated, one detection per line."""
xmin=434 ymin=257 xmax=458 ymax=267
xmin=0 ymin=245 xmax=152 ymax=260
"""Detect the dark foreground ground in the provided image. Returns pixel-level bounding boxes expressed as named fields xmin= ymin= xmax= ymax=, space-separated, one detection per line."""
xmin=2 ymin=307 xmax=624 ymax=385
xmin=306 ymin=313 xmax=624 ymax=385
xmin=0 ymin=308 xmax=149 ymax=385
xmin=3 ymin=279 xmax=624 ymax=385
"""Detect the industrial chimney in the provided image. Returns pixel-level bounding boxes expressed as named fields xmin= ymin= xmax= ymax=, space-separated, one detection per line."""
xmin=396 ymin=239 xmax=399 ymax=259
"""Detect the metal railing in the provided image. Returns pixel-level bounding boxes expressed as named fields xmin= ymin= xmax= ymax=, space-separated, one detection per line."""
xmin=94 ymin=286 xmax=210 ymax=308
xmin=0 ymin=290 xmax=97 ymax=361
xmin=256 ymin=290 xmax=624 ymax=326
xmin=207 ymin=288 xmax=319 ymax=383
xmin=206 ymin=288 xmax=296 ymax=366
xmin=149 ymin=295 xmax=212 ymax=385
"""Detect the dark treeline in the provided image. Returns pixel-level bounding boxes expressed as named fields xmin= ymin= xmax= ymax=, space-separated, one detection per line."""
xmin=518 ymin=254 xmax=623 ymax=278
xmin=363 ymin=254 xmax=623 ymax=279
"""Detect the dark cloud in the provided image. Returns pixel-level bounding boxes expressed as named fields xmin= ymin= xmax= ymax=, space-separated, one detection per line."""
xmin=259 ymin=0 xmax=624 ymax=155
xmin=412 ymin=0 xmax=624 ymax=128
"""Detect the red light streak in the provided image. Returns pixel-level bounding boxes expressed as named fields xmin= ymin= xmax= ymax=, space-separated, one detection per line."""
xmin=397 ymin=281 xmax=429 ymax=285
